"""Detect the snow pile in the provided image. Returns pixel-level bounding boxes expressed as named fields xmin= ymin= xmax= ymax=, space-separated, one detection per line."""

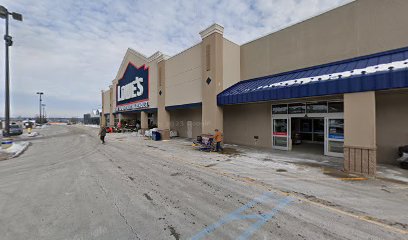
xmin=83 ymin=125 xmax=100 ymax=128
xmin=1 ymin=142 xmax=30 ymax=158
xmin=21 ymin=132 xmax=39 ymax=138
xmin=27 ymin=132 xmax=39 ymax=137
xmin=377 ymin=165 xmax=408 ymax=183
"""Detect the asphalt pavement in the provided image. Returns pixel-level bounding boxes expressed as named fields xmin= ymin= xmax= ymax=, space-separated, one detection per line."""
xmin=0 ymin=125 xmax=406 ymax=240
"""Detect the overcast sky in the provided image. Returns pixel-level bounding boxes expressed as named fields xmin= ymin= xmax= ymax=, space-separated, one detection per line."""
xmin=0 ymin=0 xmax=352 ymax=118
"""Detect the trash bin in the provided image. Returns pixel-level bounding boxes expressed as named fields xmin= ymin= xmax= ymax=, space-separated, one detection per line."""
xmin=2 ymin=137 xmax=13 ymax=149
xmin=152 ymin=131 xmax=161 ymax=141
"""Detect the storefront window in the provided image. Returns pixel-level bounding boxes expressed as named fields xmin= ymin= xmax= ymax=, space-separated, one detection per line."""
xmin=274 ymin=136 xmax=288 ymax=147
xmin=273 ymin=118 xmax=288 ymax=148
xmin=328 ymin=119 xmax=344 ymax=139
xmin=288 ymin=103 xmax=306 ymax=114
xmin=328 ymin=141 xmax=344 ymax=153
xmin=273 ymin=119 xmax=287 ymax=135
xmin=306 ymin=102 xmax=327 ymax=113
xmin=328 ymin=101 xmax=344 ymax=113
xmin=272 ymin=104 xmax=288 ymax=114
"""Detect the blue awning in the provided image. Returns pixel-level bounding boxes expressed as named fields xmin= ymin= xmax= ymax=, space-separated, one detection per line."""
xmin=218 ymin=46 xmax=408 ymax=105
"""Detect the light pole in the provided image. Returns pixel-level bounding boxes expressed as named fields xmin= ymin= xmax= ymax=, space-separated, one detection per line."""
xmin=36 ymin=92 xmax=43 ymax=124
xmin=0 ymin=5 xmax=22 ymax=136
xmin=42 ymin=104 xmax=46 ymax=122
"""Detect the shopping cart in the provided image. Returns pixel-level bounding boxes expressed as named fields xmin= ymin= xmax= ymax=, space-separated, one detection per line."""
xmin=193 ymin=135 xmax=215 ymax=152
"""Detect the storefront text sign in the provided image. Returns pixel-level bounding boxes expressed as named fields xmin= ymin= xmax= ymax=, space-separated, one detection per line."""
xmin=116 ymin=63 xmax=149 ymax=112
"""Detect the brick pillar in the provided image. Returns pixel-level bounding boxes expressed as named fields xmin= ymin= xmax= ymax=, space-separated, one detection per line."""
xmin=344 ymin=91 xmax=376 ymax=176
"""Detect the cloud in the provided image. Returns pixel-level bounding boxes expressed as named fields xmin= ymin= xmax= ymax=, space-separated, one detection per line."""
xmin=0 ymin=0 xmax=352 ymax=117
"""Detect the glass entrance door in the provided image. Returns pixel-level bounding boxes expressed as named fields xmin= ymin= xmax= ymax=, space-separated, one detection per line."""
xmin=272 ymin=117 xmax=289 ymax=150
xmin=324 ymin=118 xmax=344 ymax=157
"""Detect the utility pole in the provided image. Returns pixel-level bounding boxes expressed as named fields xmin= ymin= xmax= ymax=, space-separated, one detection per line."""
xmin=0 ymin=6 xmax=23 ymax=136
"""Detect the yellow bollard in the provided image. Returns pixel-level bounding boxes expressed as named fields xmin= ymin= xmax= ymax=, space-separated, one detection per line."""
xmin=27 ymin=128 xmax=32 ymax=134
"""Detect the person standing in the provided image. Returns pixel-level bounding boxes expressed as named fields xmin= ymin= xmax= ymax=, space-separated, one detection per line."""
xmin=99 ymin=126 xmax=107 ymax=144
xmin=213 ymin=129 xmax=223 ymax=152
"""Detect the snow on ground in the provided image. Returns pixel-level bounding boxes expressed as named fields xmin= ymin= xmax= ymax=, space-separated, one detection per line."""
xmin=83 ymin=124 xmax=100 ymax=128
xmin=377 ymin=165 xmax=408 ymax=183
xmin=105 ymin=132 xmax=408 ymax=183
xmin=106 ymin=133 xmax=333 ymax=175
xmin=22 ymin=132 xmax=39 ymax=137
xmin=0 ymin=142 xmax=30 ymax=159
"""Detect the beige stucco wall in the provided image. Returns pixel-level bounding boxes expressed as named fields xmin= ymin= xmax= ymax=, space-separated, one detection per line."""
xmin=110 ymin=83 xmax=116 ymax=117
xmin=223 ymin=39 xmax=240 ymax=90
xmin=344 ymin=91 xmax=376 ymax=149
xmin=376 ymin=89 xmax=408 ymax=164
xmin=224 ymin=102 xmax=272 ymax=148
xmin=165 ymin=44 xmax=202 ymax=107
xmin=102 ymin=89 xmax=111 ymax=114
xmin=240 ymin=0 xmax=408 ymax=81
xmin=201 ymin=32 xmax=224 ymax=134
xmin=106 ymin=85 xmax=115 ymax=126
xmin=157 ymin=60 xmax=170 ymax=130
xmin=170 ymin=108 xmax=202 ymax=138
xmin=343 ymin=91 xmax=377 ymax=175
xmin=114 ymin=49 xmax=159 ymax=109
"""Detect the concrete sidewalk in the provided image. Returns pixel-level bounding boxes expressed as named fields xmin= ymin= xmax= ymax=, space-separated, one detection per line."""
xmin=102 ymin=131 xmax=408 ymax=231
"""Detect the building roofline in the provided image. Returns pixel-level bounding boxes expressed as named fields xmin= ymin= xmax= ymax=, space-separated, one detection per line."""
xmin=114 ymin=48 xmax=168 ymax=80
xmin=164 ymin=42 xmax=202 ymax=62
xmin=241 ymin=0 xmax=355 ymax=46
xmin=199 ymin=23 xmax=224 ymax=39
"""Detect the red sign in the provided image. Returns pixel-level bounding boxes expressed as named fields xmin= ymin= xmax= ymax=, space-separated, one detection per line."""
xmin=273 ymin=132 xmax=287 ymax=136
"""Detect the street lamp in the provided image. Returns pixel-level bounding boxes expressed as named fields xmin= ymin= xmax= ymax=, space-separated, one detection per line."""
xmin=0 ymin=5 xmax=22 ymax=136
xmin=41 ymin=104 xmax=46 ymax=122
xmin=36 ymin=92 xmax=43 ymax=124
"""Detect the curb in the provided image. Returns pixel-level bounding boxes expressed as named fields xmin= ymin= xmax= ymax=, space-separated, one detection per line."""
xmin=8 ymin=142 xmax=31 ymax=159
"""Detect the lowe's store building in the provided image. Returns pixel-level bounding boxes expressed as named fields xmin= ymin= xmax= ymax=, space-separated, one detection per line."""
xmin=101 ymin=0 xmax=408 ymax=176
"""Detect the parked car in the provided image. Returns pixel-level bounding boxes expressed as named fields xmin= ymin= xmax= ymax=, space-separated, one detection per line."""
xmin=8 ymin=124 xmax=23 ymax=136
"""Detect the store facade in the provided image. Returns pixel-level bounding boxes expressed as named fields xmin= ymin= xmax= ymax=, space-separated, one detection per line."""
xmin=102 ymin=0 xmax=408 ymax=176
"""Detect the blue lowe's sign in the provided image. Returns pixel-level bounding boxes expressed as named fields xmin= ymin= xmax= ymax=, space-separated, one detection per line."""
xmin=116 ymin=63 xmax=149 ymax=112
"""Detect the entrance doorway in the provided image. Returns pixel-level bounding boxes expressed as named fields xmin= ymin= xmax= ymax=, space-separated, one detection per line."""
xmin=271 ymin=101 xmax=344 ymax=157
xmin=272 ymin=117 xmax=289 ymax=150
xmin=291 ymin=117 xmax=324 ymax=155
xmin=324 ymin=118 xmax=344 ymax=157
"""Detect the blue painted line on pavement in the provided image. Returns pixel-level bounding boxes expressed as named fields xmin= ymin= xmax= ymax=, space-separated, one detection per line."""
xmin=190 ymin=192 xmax=292 ymax=240
xmin=237 ymin=197 xmax=292 ymax=240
